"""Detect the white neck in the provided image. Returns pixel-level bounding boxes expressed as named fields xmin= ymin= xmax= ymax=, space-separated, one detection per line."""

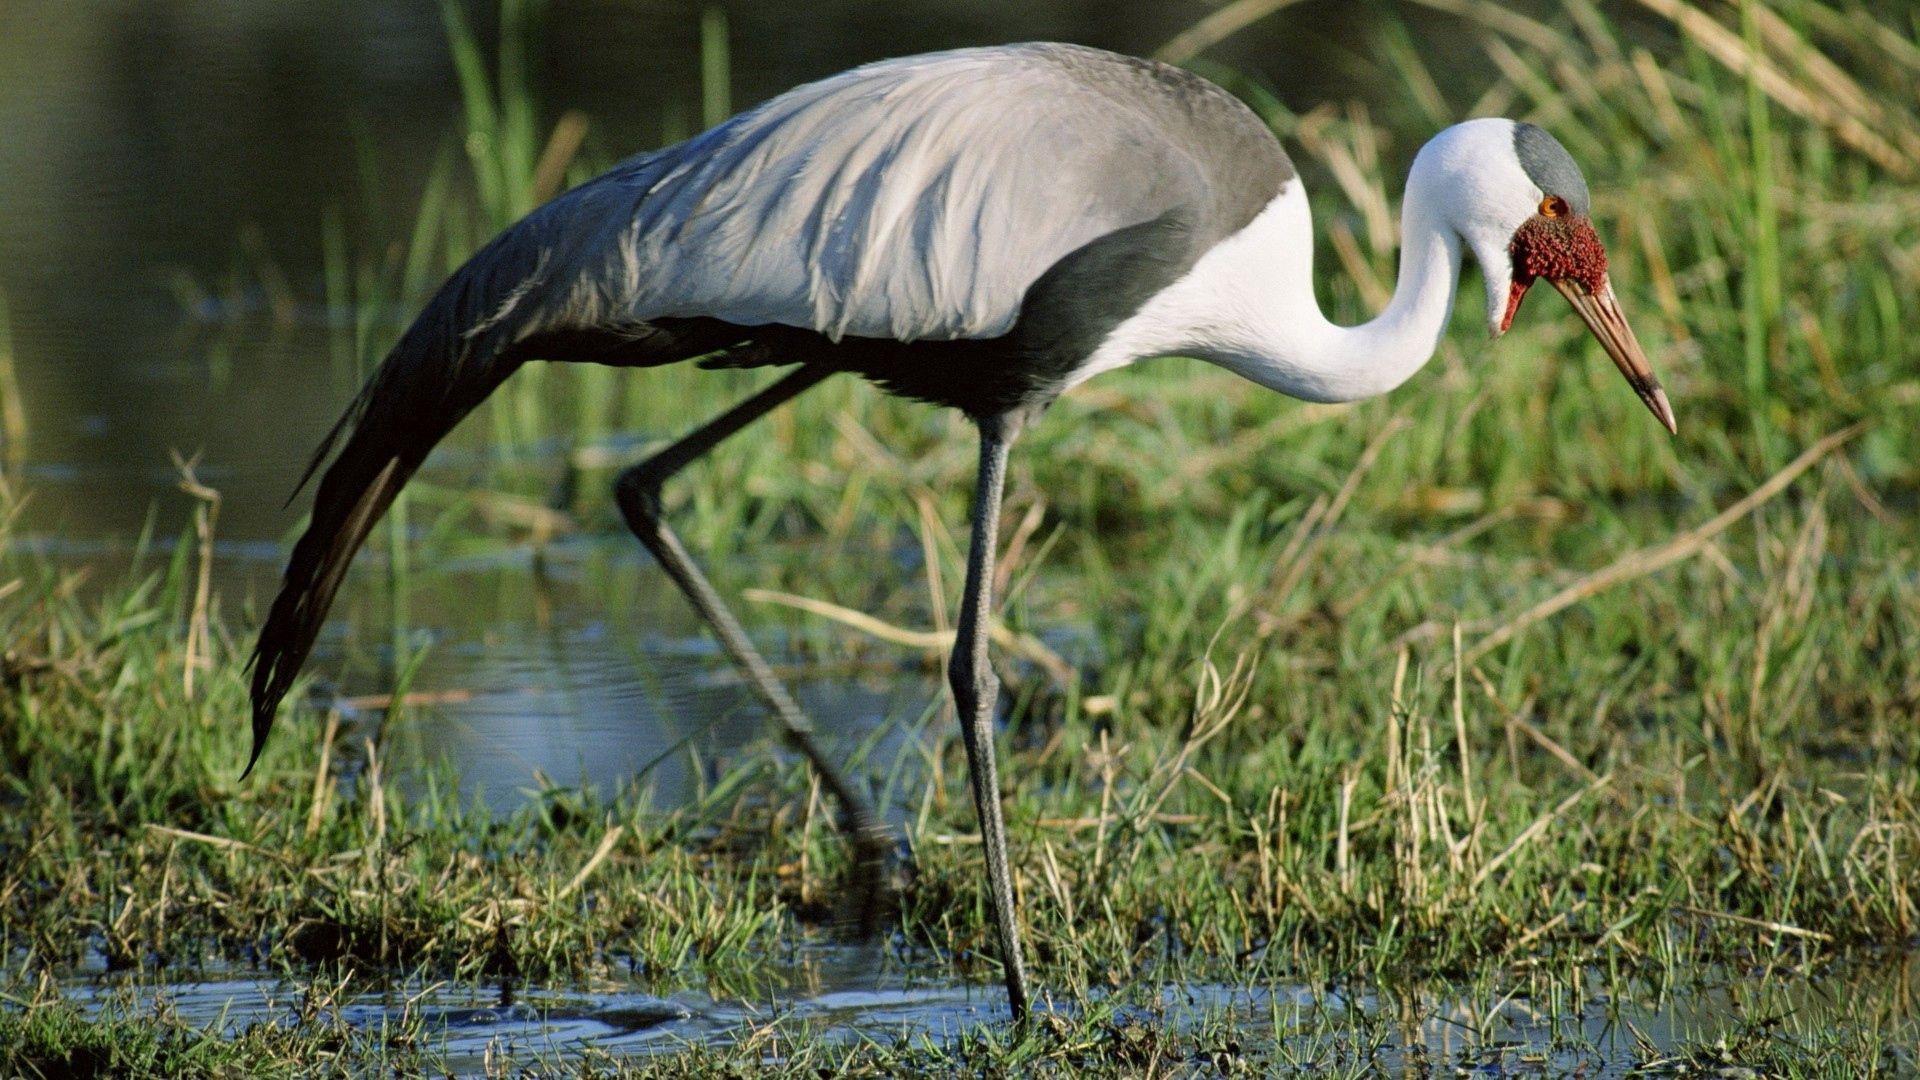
xmin=1073 ymin=173 xmax=1464 ymax=404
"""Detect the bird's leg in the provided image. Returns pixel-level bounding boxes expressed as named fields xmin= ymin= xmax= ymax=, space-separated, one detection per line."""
xmin=611 ymin=364 xmax=891 ymax=935
xmin=949 ymin=411 xmax=1032 ymax=1021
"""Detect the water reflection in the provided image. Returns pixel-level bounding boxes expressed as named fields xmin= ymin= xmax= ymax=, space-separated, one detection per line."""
xmin=255 ymin=526 xmax=943 ymax=815
xmin=58 ymin=950 xmax=1920 ymax=1073
xmin=352 ymin=602 xmax=944 ymax=816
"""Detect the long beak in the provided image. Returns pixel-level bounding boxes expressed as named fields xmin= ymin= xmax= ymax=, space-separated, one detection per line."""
xmin=1548 ymin=276 xmax=1677 ymax=435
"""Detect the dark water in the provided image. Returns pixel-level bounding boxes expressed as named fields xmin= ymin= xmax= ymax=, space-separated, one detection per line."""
xmin=316 ymin=531 xmax=952 ymax=814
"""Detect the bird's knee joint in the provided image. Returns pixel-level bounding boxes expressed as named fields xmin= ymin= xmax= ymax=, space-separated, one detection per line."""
xmin=614 ymin=468 xmax=665 ymax=521
xmin=947 ymin=656 xmax=999 ymax=708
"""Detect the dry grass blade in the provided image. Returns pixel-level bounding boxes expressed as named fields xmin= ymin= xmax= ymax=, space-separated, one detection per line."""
xmin=1629 ymin=0 xmax=1916 ymax=177
xmin=558 ymin=825 xmax=625 ymax=900
xmin=1800 ymin=1 xmax=1920 ymax=74
xmin=0 ymin=292 xmax=24 ymax=473
xmin=1677 ymin=904 xmax=1832 ymax=942
xmin=1466 ymin=423 xmax=1865 ymax=665
xmin=142 ymin=824 xmax=254 ymax=853
xmin=1294 ymin=112 xmax=1396 ymax=257
xmin=305 ymin=710 xmax=341 ymax=841
xmin=1153 ymin=0 xmax=1310 ymax=64
xmin=338 ymin=689 xmax=476 ymax=710
xmin=1402 ymin=0 xmax=1565 ymax=52
xmin=1744 ymin=1 xmax=1920 ymax=162
xmin=1471 ymin=774 xmax=1611 ymax=889
xmin=744 ymin=588 xmax=948 ymax=649
xmin=1508 ymin=901 xmax=1585 ymax=953
xmin=913 ymin=489 xmax=951 ymax=636
xmin=530 ymin=110 xmax=590 ymax=205
xmin=171 ymin=452 xmax=220 ymax=701
xmin=741 ymin=587 xmax=1075 ymax=686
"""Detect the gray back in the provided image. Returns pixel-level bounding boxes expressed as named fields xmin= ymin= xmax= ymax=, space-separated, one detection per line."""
xmin=518 ymin=43 xmax=1291 ymax=346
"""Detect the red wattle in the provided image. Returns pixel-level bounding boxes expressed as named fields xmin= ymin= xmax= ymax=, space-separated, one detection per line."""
xmin=1501 ymin=279 xmax=1531 ymax=333
xmin=1509 ymin=215 xmax=1609 ymax=294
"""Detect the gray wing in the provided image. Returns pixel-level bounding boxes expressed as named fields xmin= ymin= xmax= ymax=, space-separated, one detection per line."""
xmin=244 ymin=47 xmax=1284 ymax=746
xmin=527 ymin=43 xmax=1288 ymax=345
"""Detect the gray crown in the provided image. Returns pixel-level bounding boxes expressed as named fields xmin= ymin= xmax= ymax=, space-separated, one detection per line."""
xmin=1513 ymin=122 xmax=1592 ymax=215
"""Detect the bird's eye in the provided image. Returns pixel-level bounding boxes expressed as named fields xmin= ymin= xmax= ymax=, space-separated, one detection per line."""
xmin=1539 ymin=196 xmax=1569 ymax=218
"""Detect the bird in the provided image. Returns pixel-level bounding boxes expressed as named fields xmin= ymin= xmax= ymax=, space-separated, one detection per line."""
xmin=246 ymin=41 xmax=1674 ymax=1023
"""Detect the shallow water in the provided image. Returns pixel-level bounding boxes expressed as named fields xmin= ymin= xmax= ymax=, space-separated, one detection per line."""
xmin=328 ymin=555 xmax=951 ymax=817
xmin=59 ymin=948 xmax=1919 ymax=1074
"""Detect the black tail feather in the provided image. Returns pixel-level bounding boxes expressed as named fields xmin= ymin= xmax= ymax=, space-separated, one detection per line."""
xmin=246 ymin=234 xmax=552 ymax=774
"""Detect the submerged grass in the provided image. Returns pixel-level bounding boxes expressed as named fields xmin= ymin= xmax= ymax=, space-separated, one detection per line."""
xmin=5 ymin=0 xmax=1920 ymax=1073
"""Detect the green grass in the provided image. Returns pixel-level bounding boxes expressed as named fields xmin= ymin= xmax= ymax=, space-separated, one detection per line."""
xmin=5 ymin=0 xmax=1920 ymax=1074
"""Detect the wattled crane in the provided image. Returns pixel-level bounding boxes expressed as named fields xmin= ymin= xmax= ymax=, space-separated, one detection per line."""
xmin=248 ymin=43 xmax=1674 ymax=1022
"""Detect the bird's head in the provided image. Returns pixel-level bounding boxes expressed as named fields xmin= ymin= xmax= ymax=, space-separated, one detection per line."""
xmin=1418 ymin=118 xmax=1675 ymax=433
